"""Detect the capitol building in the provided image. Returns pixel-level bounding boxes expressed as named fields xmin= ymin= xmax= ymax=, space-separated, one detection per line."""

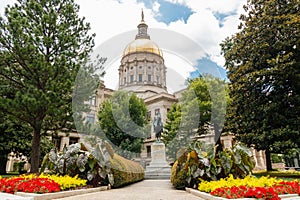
xmin=83 ymin=11 xmax=266 ymax=169
xmin=97 ymin=11 xmax=180 ymax=161
xmin=6 ymin=11 xmax=267 ymax=172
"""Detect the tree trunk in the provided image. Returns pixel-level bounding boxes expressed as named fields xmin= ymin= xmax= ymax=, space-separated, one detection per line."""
xmin=265 ymin=148 xmax=273 ymax=171
xmin=214 ymin=125 xmax=223 ymax=155
xmin=30 ymin=128 xmax=41 ymax=173
xmin=0 ymin=153 xmax=8 ymax=174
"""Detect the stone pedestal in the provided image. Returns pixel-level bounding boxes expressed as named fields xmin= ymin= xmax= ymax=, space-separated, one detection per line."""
xmin=145 ymin=142 xmax=171 ymax=179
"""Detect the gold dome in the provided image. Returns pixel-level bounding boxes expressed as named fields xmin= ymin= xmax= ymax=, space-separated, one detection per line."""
xmin=123 ymin=38 xmax=163 ymax=57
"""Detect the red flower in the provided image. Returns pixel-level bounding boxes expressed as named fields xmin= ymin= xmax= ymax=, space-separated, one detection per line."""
xmin=210 ymin=180 xmax=300 ymax=200
xmin=0 ymin=177 xmax=60 ymax=194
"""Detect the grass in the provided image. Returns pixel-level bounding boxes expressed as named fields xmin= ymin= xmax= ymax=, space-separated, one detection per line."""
xmin=0 ymin=172 xmax=20 ymax=178
xmin=253 ymin=170 xmax=300 ymax=181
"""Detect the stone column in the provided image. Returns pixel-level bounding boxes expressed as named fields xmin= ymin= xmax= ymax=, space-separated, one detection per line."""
xmin=60 ymin=136 xmax=70 ymax=151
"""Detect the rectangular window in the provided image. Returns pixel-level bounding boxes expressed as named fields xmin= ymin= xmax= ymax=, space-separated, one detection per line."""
xmin=156 ymin=76 xmax=159 ymax=83
xmin=138 ymin=74 xmax=142 ymax=82
xmin=85 ymin=114 xmax=95 ymax=124
xmin=148 ymin=74 xmax=151 ymax=82
xmin=147 ymin=146 xmax=151 ymax=157
xmin=54 ymin=136 xmax=62 ymax=151
xmin=130 ymin=75 xmax=134 ymax=83
xmin=69 ymin=137 xmax=79 ymax=145
xmin=124 ymin=77 xmax=126 ymax=84
xmin=90 ymin=96 xmax=96 ymax=106
xmin=147 ymin=111 xmax=151 ymax=122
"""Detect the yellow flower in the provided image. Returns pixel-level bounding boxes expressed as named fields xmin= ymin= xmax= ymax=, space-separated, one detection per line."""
xmin=198 ymin=175 xmax=283 ymax=193
xmin=39 ymin=173 xmax=87 ymax=190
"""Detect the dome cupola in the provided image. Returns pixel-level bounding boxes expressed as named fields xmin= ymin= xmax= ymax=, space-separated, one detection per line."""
xmin=122 ymin=10 xmax=163 ymax=57
xmin=118 ymin=10 xmax=167 ymax=98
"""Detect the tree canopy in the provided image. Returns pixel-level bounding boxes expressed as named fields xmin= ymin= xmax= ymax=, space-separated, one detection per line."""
xmin=98 ymin=91 xmax=149 ymax=158
xmin=0 ymin=113 xmax=31 ymax=174
xmin=221 ymin=0 xmax=300 ymax=170
xmin=0 ymin=0 xmax=100 ymax=172
xmin=162 ymin=75 xmax=228 ymax=161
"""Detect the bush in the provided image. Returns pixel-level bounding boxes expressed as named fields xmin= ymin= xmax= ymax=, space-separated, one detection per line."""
xmin=171 ymin=141 xmax=256 ymax=189
xmin=41 ymin=141 xmax=144 ymax=188
xmin=110 ymin=154 xmax=144 ymax=188
xmin=41 ymin=142 xmax=114 ymax=187
xmin=13 ymin=161 xmax=26 ymax=174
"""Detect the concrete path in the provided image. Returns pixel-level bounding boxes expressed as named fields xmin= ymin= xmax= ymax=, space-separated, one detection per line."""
xmin=54 ymin=179 xmax=204 ymax=200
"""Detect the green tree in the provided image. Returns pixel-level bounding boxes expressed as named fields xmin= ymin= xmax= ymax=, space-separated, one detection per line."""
xmin=221 ymin=0 xmax=300 ymax=171
xmin=163 ymin=75 xmax=227 ymax=161
xmin=98 ymin=91 xmax=148 ymax=158
xmin=0 ymin=112 xmax=53 ymax=174
xmin=0 ymin=0 xmax=100 ymax=172
xmin=161 ymin=103 xmax=182 ymax=160
xmin=0 ymin=113 xmax=31 ymax=174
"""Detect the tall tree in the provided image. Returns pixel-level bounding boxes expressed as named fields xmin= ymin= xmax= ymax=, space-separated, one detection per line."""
xmin=0 ymin=0 xmax=99 ymax=172
xmin=98 ymin=91 xmax=148 ymax=158
xmin=161 ymin=103 xmax=183 ymax=161
xmin=221 ymin=0 xmax=300 ymax=171
xmin=162 ymin=75 xmax=227 ymax=160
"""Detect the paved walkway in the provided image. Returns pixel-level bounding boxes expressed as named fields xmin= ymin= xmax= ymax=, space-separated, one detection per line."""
xmin=54 ymin=179 xmax=204 ymax=200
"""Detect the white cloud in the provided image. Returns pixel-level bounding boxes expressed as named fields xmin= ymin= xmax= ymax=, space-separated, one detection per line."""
xmin=152 ymin=1 xmax=160 ymax=13
xmin=0 ymin=0 xmax=247 ymax=89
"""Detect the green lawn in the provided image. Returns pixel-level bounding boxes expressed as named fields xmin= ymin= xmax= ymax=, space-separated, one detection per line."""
xmin=0 ymin=172 xmax=20 ymax=178
xmin=253 ymin=170 xmax=300 ymax=181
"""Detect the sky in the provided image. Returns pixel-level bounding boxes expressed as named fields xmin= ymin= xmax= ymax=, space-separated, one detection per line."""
xmin=0 ymin=0 xmax=247 ymax=92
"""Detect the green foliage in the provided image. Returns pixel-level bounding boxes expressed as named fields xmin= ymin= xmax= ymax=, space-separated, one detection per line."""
xmin=170 ymin=141 xmax=255 ymax=189
xmin=221 ymin=0 xmax=300 ymax=171
xmin=13 ymin=161 xmax=26 ymax=174
xmin=283 ymin=148 xmax=300 ymax=167
xmin=110 ymin=154 xmax=144 ymax=188
xmin=253 ymin=170 xmax=300 ymax=179
xmin=0 ymin=0 xmax=104 ymax=173
xmin=161 ymin=103 xmax=182 ymax=161
xmin=98 ymin=91 xmax=148 ymax=158
xmin=162 ymin=76 xmax=228 ymax=161
xmin=0 ymin=113 xmax=52 ymax=174
xmin=0 ymin=113 xmax=32 ymax=174
xmin=41 ymin=141 xmax=144 ymax=188
xmin=271 ymin=153 xmax=283 ymax=163
xmin=41 ymin=142 xmax=114 ymax=187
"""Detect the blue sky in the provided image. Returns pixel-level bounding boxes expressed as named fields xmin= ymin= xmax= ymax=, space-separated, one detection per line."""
xmin=0 ymin=0 xmax=246 ymax=89
xmin=137 ymin=0 xmax=194 ymax=24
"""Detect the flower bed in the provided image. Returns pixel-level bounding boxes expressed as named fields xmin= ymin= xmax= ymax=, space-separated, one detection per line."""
xmin=0 ymin=174 xmax=87 ymax=194
xmin=198 ymin=175 xmax=300 ymax=200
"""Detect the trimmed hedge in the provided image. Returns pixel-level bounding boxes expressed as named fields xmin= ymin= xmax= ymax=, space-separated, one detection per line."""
xmin=110 ymin=154 xmax=144 ymax=188
xmin=171 ymin=151 xmax=198 ymax=189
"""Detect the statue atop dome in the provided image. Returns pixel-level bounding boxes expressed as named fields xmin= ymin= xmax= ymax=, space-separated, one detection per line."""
xmin=141 ymin=9 xmax=144 ymax=22
xmin=136 ymin=9 xmax=150 ymax=40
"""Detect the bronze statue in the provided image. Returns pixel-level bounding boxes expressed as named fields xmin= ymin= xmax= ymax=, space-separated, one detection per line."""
xmin=153 ymin=110 xmax=163 ymax=142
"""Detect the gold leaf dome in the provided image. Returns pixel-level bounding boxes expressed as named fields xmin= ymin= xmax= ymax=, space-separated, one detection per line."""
xmin=123 ymin=38 xmax=163 ymax=57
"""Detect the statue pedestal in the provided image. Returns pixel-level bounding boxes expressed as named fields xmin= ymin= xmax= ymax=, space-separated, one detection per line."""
xmin=145 ymin=142 xmax=171 ymax=179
